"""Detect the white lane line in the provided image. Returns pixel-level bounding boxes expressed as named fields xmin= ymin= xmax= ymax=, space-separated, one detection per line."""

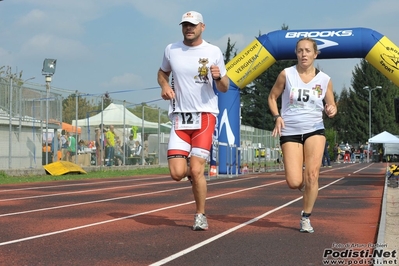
xmin=0 ymin=184 xmax=187 ymax=217
xmin=0 ymin=174 xmax=263 ymax=202
xmin=0 ymin=179 xmax=284 ymax=246
xmin=0 ymin=176 xmax=264 ymax=217
xmin=352 ymin=164 xmax=373 ymax=173
xmin=0 ymin=180 xmax=174 ymax=202
xmin=0 ymin=163 xmax=352 ymax=193
xmin=150 ymin=177 xmax=345 ymax=266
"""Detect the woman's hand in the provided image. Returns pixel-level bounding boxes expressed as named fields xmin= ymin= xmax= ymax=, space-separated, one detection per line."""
xmin=325 ymin=104 xmax=337 ymax=118
xmin=272 ymin=117 xmax=284 ymax=137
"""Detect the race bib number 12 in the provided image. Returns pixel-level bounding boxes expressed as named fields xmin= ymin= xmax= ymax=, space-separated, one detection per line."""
xmin=174 ymin=112 xmax=201 ymax=130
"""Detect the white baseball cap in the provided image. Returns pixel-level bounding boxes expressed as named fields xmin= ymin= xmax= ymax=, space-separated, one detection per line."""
xmin=179 ymin=11 xmax=203 ymax=25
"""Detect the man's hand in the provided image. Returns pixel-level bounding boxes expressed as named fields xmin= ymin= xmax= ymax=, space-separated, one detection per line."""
xmin=161 ymin=86 xmax=175 ymax=100
xmin=210 ymin=65 xmax=221 ymax=80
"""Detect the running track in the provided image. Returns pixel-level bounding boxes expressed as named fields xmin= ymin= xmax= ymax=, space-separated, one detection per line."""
xmin=0 ymin=163 xmax=386 ymax=265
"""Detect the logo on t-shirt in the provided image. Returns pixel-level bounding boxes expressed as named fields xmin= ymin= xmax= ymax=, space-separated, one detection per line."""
xmin=195 ymin=58 xmax=210 ymax=83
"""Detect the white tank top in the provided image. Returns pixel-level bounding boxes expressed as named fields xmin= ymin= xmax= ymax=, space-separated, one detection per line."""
xmin=280 ymin=65 xmax=330 ymax=136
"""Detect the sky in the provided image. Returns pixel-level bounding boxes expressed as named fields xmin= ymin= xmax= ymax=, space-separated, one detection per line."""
xmin=0 ymin=0 xmax=398 ymax=110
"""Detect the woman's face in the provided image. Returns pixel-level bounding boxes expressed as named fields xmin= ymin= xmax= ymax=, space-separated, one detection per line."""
xmin=296 ymin=40 xmax=317 ymax=68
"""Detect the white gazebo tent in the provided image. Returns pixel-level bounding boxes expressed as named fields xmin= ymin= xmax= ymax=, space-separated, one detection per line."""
xmin=71 ymin=103 xmax=169 ymax=141
xmin=368 ymin=131 xmax=399 ymax=144
xmin=72 ymin=103 xmax=159 ymax=128
xmin=368 ymin=131 xmax=399 ymax=162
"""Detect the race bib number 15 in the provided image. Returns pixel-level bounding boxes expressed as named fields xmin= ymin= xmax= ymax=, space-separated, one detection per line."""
xmin=174 ymin=112 xmax=201 ymax=130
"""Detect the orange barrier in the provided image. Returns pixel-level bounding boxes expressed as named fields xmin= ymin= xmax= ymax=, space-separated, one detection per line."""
xmin=210 ymin=165 xmax=217 ymax=176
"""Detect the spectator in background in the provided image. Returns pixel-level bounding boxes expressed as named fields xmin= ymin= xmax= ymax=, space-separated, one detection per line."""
xmin=351 ymin=146 xmax=356 ymax=163
xmin=99 ymin=123 xmax=105 ymax=132
xmin=144 ymin=138 xmax=149 ymax=154
xmin=134 ymin=140 xmax=145 ymax=165
xmin=337 ymin=145 xmax=342 ymax=163
xmin=114 ymin=139 xmax=125 ymax=166
xmin=78 ymin=139 xmax=87 ymax=152
xmin=359 ymin=144 xmax=364 ymax=163
xmin=343 ymin=143 xmax=351 ymax=163
xmin=134 ymin=140 xmax=142 ymax=156
xmin=42 ymin=141 xmax=51 ymax=152
xmin=42 ymin=141 xmax=52 ymax=165
xmin=105 ymin=125 xmax=115 ymax=166
xmin=322 ymin=141 xmax=332 ymax=167
xmin=66 ymin=131 xmax=76 ymax=162
xmin=51 ymin=130 xmax=61 ymax=162
xmin=126 ymin=135 xmax=135 ymax=157
xmin=333 ymin=143 xmax=339 ymax=163
xmin=60 ymin=129 xmax=68 ymax=160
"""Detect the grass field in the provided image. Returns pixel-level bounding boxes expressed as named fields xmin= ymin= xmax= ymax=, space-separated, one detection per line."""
xmin=0 ymin=160 xmax=283 ymax=185
xmin=0 ymin=167 xmax=172 ymax=185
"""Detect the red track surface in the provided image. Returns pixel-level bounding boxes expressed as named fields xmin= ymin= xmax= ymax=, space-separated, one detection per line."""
xmin=0 ymin=163 xmax=386 ymax=265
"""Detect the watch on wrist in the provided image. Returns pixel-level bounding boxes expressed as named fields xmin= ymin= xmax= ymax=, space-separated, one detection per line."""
xmin=273 ymin=115 xmax=281 ymax=121
xmin=213 ymin=76 xmax=222 ymax=81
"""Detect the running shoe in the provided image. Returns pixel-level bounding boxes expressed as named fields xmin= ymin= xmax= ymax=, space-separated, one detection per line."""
xmin=300 ymin=212 xmax=314 ymax=233
xmin=298 ymin=181 xmax=305 ymax=192
xmin=193 ymin=213 xmax=208 ymax=231
xmin=181 ymin=176 xmax=192 ymax=184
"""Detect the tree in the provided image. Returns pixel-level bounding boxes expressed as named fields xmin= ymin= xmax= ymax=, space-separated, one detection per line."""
xmin=324 ymin=127 xmax=336 ymax=158
xmin=340 ymin=59 xmax=399 ymax=145
xmin=224 ymin=37 xmax=237 ymax=64
xmin=129 ymin=103 xmax=169 ymax=123
xmin=333 ymin=87 xmax=353 ymax=144
xmin=62 ymin=93 xmax=98 ymax=124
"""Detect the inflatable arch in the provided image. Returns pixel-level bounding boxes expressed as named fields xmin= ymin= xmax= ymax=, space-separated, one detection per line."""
xmin=215 ymin=27 xmax=399 ymax=174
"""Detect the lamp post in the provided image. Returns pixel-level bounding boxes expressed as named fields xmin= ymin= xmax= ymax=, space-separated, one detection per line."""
xmin=363 ymin=85 xmax=382 ymax=163
xmin=42 ymin=59 xmax=57 ymax=165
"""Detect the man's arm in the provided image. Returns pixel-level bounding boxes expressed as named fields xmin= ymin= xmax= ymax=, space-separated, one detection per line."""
xmin=214 ymin=75 xmax=229 ymax=93
xmin=158 ymin=68 xmax=176 ymax=100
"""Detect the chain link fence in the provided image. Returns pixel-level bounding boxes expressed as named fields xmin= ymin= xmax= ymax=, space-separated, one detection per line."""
xmin=0 ymin=79 xmax=282 ymax=174
xmin=0 ymin=78 xmax=62 ymax=169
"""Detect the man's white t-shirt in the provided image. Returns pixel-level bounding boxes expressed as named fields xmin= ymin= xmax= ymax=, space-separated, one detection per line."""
xmin=160 ymin=40 xmax=227 ymax=118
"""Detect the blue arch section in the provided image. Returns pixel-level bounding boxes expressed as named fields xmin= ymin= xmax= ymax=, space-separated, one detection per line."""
xmin=215 ymin=27 xmax=399 ymax=174
xmin=260 ymin=28 xmax=383 ymax=60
